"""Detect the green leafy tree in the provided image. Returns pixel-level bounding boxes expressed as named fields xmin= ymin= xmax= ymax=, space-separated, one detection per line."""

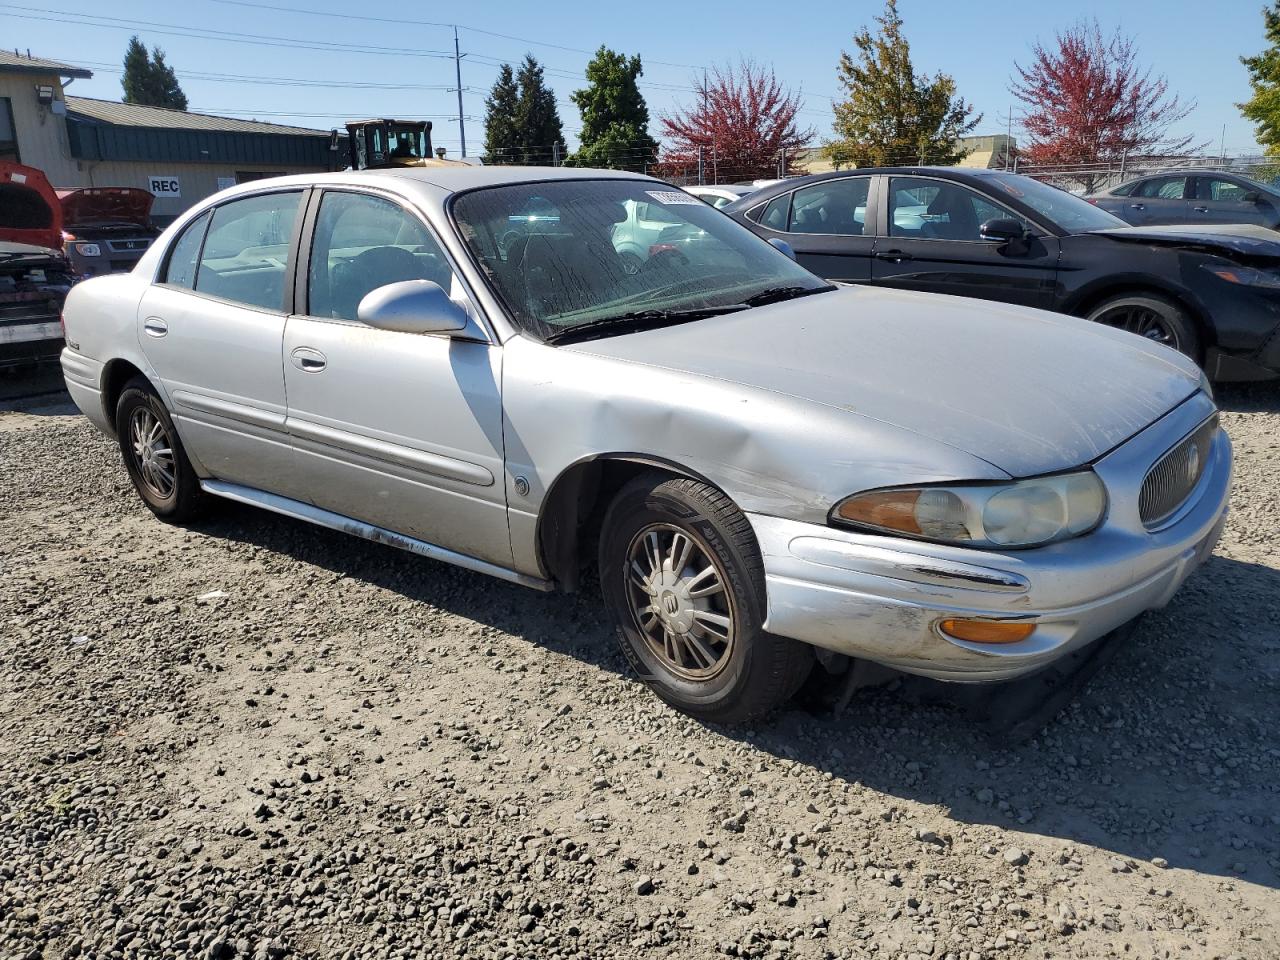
xmin=482 ymin=63 xmax=521 ymax=164
xmin=121 ymin=36 xmax=188 ymax=110
xmin=826 ymin=0 xmax=979 ymax=167
xmin=1240 ymin=2 xmax=1280 ymax=157
xmin=513 ymin=55 xmax=566 ymax=164
xmin=567 ymin=46 xmax=658 ymax=171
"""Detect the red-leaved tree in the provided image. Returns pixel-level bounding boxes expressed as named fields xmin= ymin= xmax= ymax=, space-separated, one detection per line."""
xmin=658 ymin=60 xmax=813 ymax=183
xmin=1011 ymin=20 xmax=1199 ymax=184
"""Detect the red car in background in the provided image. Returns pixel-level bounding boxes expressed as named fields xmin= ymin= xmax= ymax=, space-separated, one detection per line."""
xmin=0 ymin=163 xmax=74 ymax=366
xmin=58 ymin=186 xmax=158 ymax=276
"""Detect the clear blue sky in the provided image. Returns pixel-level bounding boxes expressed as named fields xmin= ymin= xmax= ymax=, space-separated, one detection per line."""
xmin=1 ymin=0 xmax=1266 ymax=156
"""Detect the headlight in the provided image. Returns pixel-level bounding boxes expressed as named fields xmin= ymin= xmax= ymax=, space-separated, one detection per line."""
xmin=1203 ymin=263 xmax=1280 ymax=289
xmin=831 ymin=471 xmax=1107 ymax=548
xmin=76 ymin=243 xmax=102 ymax=257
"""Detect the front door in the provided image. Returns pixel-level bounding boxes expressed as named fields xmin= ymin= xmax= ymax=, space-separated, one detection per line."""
xmin=283 ymin=188 xmax=512 ymax=567
xmin=135 ymin=189 xmax=306 ymax=499
xmin=1190 ymin=175 xmax=1279 ymax=228
xmin=871 ymin=176 xmax=1059 ymax=309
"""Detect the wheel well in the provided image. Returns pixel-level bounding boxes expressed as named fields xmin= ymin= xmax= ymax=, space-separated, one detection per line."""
xmin=1070 ymin=284 xmax=1214 ymax=351
xmin=536 ymin=457 xmax=700 ymax=592
xmin=100 ymin=359 xmax=147 ymax=435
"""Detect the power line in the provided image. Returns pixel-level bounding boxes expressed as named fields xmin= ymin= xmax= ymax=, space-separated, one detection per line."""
xmin=204 ymin=0 xmax=707 ymax=70
xmin=0 ymin=5 xmax=455 ymax=57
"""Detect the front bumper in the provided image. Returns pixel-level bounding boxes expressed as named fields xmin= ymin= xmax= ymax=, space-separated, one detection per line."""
xmin=749 ymin=392 xmax=1231 ymax=682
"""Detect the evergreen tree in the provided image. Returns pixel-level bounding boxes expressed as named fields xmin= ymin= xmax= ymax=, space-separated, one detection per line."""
xmin=826 ymin=0 xmax=978 ymax=167
xmin=483 ymin=63 xmax=521 ymax=164
xmin=1240 ymin=3 xmax=1280 ymax=157
xmin=120 ymin=36 xmax=188 ymax=110
xmin=512 ymin=55 xmax=565 ymax=164
xmin=567 ymin=46 xmax=658 ymax=171
xmin=149 ymin=49 xmax=188 ymax=111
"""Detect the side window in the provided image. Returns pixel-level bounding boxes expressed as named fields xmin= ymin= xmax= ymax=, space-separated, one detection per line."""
xmin=1135 ymin=176 xmax=1187 ymax=199
xmin=789 ymin=177 xmax=871 ymax=236
xmin=890 ymin=177 xmax=1033 ymax=241
xmin=1198 ymin=178 xmax=1248 ymax=202
xmin=308 ymin=191 xmax=453 ymax=322
xmin=757 ymin=193 xmax=791 ymax=231
xmin=162 ymin=211 xmax=210 ymax=289
xmin=195 ymin=191 xmax=301 ymax=311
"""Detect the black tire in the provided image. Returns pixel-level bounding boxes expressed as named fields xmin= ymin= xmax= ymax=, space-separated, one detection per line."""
xmin=1085 ymin=292 xmax=1202 ymax=364
xmin=599 ymin=473 xmax=812 ymax=723
xmin=115 ymin=376 xmax=208 ymax=522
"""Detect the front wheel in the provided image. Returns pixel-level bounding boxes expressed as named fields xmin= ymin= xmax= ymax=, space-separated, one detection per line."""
xmin=599 ymin=474 xmax=812 ymax=723
xmin=1085 ymin=293 xmax=1201 ymax=364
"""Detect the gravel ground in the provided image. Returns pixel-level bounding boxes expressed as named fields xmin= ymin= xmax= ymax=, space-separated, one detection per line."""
xmin=2 ymin=380 xmax=1278 ymax=960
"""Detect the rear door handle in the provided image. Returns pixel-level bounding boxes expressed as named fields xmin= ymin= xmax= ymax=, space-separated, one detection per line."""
xmin=1192 ymin=205 xmax=1209 ymax=213
xmin=290 ymin=346 xmax=327 ymax=372
xmin=1129 ymin=203 xmax=1146 ymax=211
xmin=143 ymin=317 xmax=168 ymax=338
xmin=875 ymin=249 xmax=912 ymax=262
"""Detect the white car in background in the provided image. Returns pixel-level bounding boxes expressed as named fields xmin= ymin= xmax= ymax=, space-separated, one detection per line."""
xmin=684 ymin=184 xmax=761 ymax=209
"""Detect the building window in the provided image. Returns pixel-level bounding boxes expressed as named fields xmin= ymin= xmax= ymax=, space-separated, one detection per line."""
xmin=0 ymin=98 xmax=19 ymax=163
xmin=235 ymin=171 xmax=286 ymax=184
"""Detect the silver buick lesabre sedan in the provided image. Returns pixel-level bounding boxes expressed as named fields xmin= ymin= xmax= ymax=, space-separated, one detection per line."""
xmin=60 ymin=167 xmax=1231 ymax=722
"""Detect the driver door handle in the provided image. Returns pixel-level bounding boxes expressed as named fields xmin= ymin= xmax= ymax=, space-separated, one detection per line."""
xmin=1192 ymin=205 xmax=1209 ymax=213
xmin=875 ymin=249 xmax=913 ymax=262
xmin=1129 ymin=203 xmax=1146 ymax=211
xmin=290 ymin=346 xmax=327 ymax=372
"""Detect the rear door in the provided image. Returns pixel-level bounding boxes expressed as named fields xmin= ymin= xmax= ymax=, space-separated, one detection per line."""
xmin=283 ymin=187 xmax=512 ymax=567
xmin=744 ymin=176 xmax=876 ymax=281
xmin=1124 ymin=175 xmax=1192 ymax=225
xmin=1190 ymin=175 xmax=1279 ymax=227
xmin=136 ymin=188 xmax=307 ymax=499
xmin=870 ymin=175 xmax=1059 ymax=308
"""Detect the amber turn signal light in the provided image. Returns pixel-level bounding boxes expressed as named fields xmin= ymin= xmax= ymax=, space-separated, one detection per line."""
xmin=938 ymin=619 xmax=1035 ymax=644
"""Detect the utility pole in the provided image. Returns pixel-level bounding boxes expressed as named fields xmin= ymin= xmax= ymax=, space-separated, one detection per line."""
xmin=697 ymin=145 xmax=704 ymax=185
xmin=777 ymin=148 xmax=784 ymax=179
xmin=453 ymin=26 xmax=466 ymax=158
xmin=552 ymin=142 xmax=559 ymax=166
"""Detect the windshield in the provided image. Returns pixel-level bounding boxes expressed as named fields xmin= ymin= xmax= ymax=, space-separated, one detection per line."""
xmin=985 ymin=174 xmax=1127 ymax=234
xmin=452 ymin=179 xmax=828 ymax=339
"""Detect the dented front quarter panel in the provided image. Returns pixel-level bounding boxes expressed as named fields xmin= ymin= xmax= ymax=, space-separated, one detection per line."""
xmin=500 ymin=334 xmax=1009 ymax=576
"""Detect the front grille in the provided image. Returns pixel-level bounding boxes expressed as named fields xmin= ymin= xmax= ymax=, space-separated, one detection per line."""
xmin=1139 ymin=415 xmax=1218 ymax=527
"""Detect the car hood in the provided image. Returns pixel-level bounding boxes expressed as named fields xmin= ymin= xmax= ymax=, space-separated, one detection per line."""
xmin=566 ymin=286 xmax=1200 ymax=478
xmin=58 ymin=187 xmax=154 ymax=228
xmin=1090 ymin=223 xmax=1280 ymax=255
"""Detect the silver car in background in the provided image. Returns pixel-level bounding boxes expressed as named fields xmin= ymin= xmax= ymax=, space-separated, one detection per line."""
xmin=60 ymin=167 xmax=1231 ymax=722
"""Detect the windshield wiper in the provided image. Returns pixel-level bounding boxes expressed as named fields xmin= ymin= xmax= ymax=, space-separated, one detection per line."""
xmin=544 ymin=305 xmax=748 ymax=345
xmin=739 ymin=284 xmax=835 ymax=307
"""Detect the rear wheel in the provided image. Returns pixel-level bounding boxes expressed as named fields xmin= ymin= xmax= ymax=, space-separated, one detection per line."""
xmin=116 ymin=377 xmax=208 ymax=522
xmin=1086 ymin=293 xmax=1201 ymax=363
xmin=599 ymin=473 xmax=812 ymax=723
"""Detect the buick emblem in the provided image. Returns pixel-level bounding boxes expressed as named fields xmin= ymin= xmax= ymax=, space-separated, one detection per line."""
xmin=661 ymin=592 xmax=679 ymax=616
xmin=1186 ymin=444 xmax=1200 ymax=484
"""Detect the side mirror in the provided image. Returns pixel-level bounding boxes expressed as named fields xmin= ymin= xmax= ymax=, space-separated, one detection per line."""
xmin=1242 ymin=191 xmax=1262 ymax=203
xmin=979 ymin=218 xmax=1028 ymax=243
xmin=356 ymin=279 xmax=469 ymax=335
xmin=767 ymin=237 xmax=797 ymax=260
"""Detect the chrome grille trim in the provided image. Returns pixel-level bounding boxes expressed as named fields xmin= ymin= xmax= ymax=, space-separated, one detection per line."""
xmin=1139 ymin=415 xmax=1218 ymax=528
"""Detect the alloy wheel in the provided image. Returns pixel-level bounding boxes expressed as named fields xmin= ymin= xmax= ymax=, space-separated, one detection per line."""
xmin=1092 ymin=304 xmax=1180 ymax=348
xmin=624 ymin=523 xmax=736 ymax=680
xmin=129 ymin=406 xmax=176 ymax=500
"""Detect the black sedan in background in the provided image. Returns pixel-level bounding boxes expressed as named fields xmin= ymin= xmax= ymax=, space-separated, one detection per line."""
xmin=1086 ymin=170 xmax=1280 ymax=230
xmin=725 ymin=168 xmax=1280 ymax=381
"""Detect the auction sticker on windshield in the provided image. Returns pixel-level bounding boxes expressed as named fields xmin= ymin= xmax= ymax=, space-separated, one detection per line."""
xmin=647 ymin=190 xmax=702 ymax=205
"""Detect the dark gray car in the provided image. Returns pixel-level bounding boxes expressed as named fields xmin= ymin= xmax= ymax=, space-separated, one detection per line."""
xmin=1087 ymin=171 xmax=1280 ymax=229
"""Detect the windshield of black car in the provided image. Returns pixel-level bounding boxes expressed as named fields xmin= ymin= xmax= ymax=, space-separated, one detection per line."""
xmin=451 ymin=179 xmax=829 ymax=339
xmin=986 ymin=174 xmax=1127 ymax=233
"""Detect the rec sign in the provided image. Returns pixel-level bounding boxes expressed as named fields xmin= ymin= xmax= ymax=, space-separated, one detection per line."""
xmin=147 ymin=176 xmax=181 ymax=198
